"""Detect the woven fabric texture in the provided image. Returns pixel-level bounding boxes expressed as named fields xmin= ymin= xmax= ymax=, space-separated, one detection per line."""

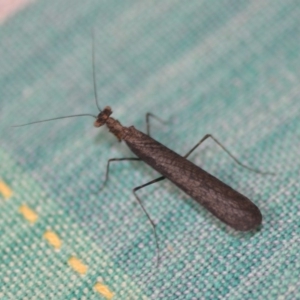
xmin=1 ymin=1 xmax=300 ymax=299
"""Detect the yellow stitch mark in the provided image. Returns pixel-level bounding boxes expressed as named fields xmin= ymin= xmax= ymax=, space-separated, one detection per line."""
xmin=167 ymin=244 xmax=174 ymax=252
xmin=94 ymin=282 xmax=114 ymax=299
xmin=44 ymin=231 xmax=62 ymax=249
xmin=68 ymin=257 xmax=87 ymax=275
xmin=0 ymin=180 xmax=13 ymax=199
xmin=19 ymin=204 xmax=38 ymax=223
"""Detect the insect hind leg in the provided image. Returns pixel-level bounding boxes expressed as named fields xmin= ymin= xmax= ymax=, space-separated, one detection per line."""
xmin=184 ymin=134 xmax=273 ymax=175
xmin=133 ymin=175 xmax=165 ymax=267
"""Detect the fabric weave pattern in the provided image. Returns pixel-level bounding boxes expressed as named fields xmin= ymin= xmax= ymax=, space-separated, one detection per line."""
xmin=1 ymin=1 xmax=300 ymax=299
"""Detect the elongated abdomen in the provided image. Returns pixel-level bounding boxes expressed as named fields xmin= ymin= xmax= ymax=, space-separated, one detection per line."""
xmin=123 ymin=126 xmax=262 ymax=231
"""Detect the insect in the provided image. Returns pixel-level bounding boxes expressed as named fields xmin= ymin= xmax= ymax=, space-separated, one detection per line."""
xmin=14 ymin=39 xmax=270 ymax=265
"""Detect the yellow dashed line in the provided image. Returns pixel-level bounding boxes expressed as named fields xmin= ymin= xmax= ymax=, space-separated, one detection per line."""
xmin=10 ymin=181 xmax=110 ymax=297
xmin=44 ymin=231 xmax=62 ymax=249
xmin=0 ymin=180 xmax=13 ymax=199
xmin=68 ymin=256 xmax=88 ymax=275
xmin=94 ymin=282 xmax=114 ymax=299
xmin=19 ymin=204 xmax=38 ymax=223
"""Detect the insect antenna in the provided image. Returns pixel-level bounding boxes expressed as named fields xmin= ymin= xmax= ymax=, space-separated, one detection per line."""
xmin=12 ymin=113 xmax=97 ymax=127
xmin=12 ymin=33 xmax=104 ymax=128
xmin=92 ymin=30 xmax=102 ymax=112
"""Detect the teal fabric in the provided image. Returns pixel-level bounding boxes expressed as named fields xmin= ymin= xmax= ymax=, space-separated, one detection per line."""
xmin=1 ymin=1 xmax=300 ymax=299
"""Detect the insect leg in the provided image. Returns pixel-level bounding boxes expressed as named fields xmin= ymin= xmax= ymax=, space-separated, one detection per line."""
xmin=146 ymin=113 xmax=168 ymax=137
xmin=99 ymin=158 xmax=142 ymax=191
xmin=184 ymin=134 xmax=273 ymax=175
xmin=133 ymin=175 xmax=166 ymax=266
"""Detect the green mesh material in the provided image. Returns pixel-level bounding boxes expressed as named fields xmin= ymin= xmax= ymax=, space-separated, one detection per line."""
xmin=1 ymin=1 xmax=300 ymax=299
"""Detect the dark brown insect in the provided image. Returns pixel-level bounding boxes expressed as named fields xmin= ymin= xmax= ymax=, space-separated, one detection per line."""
xmin=14 ymin=104 xmax=266 ymax=265
xmin=95 ymin=106 xmax=263 ymax=233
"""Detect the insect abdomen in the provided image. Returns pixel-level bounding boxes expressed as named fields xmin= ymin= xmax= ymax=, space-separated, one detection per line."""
xmin=123 ymin=126 xmax=262 ymax=231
